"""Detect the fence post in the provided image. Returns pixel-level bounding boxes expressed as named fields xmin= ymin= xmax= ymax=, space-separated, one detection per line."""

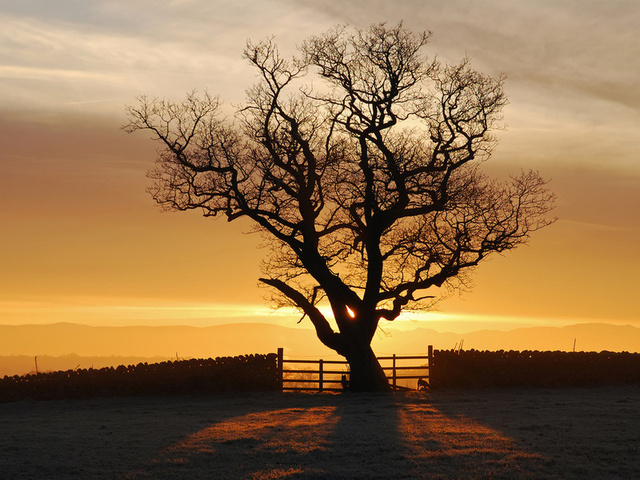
xmin=319 ymin=359 xmax=324 ymax=392
xmin=392 ymin=354 xmax=397 ymax=390
xmin=428 ymin=345 xmax=433 ymax=386
xmin=277 ymin=348 xmax=284 ymax=391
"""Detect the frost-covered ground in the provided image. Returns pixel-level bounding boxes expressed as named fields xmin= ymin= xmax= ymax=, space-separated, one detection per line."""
xmin=1 ymin=387 xmax=638 ymax=479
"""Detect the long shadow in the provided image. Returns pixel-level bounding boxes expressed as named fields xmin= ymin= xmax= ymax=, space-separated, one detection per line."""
xmin=123 ymin=392 xmax=347 ymax=480
xmin=324 ymin=392 xmax=550 ymax=480
xmin=106 ymin=391 xmax=559 ymax=479
xmin=430 ymin=386 xmax=640 ymax=480
xmin=317 ymin=393 xmax=413 ymax=479
xmin=127 ymin=391 xmax=545 ymax=479
xmin=13 ymin=388 xmax=633 ymax=479
xmin=0 ymin=392 xmax=296 ymax=480
xmin=397 ymin=391 xmax=552 ymax=479
xmin=120 ymin=388 xmax=640 ymax=479
xmin=124 ymin=392 xmax=411 ymax=480
xmin=112 ymin=392 xmax=409 ymax=480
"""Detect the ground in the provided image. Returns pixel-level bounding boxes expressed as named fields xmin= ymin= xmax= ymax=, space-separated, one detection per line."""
xmin=1 ymin=387 xmax=638 ymax=479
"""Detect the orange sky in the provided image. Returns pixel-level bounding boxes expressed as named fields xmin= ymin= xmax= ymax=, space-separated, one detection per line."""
xmin=1 ymin=1 xmax=639 ymax=343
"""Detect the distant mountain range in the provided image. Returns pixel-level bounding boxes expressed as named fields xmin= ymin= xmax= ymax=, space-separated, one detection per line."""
xmin=1 ymin=322 xmax=638 ymax=376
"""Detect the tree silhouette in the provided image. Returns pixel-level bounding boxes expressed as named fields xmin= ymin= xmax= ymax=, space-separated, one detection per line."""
xmin=125 ymin=23 xmax=555 ymax=391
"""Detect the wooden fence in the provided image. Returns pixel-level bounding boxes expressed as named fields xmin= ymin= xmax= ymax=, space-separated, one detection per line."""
xmin=277 ymin=346 xmax=433 ymax=392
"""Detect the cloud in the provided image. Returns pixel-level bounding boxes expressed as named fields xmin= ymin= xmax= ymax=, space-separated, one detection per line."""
xmin=287 ymin=0 xmax=640 ymax=112
xmin=0 ymin=13 xmax=241 ymax=112
xmin=0 ymin=65 xmax=123 ymax=82
xmin=0 ymin=2 xmax=339 ymax=114
xmin=6 ymin=0 xmax=637 ymax=121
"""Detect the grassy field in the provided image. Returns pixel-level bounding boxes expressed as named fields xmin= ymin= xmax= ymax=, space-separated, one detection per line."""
xmin=1 ymin=387 xmax=638 ymax=479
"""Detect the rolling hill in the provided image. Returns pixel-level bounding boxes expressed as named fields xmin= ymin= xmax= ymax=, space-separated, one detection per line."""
xmin=1 ymin=321 xmax=638 ymax=376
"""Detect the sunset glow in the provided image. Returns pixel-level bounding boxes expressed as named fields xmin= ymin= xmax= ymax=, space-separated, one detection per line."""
xmin=1 ymin=0 xmax=639 ymax=358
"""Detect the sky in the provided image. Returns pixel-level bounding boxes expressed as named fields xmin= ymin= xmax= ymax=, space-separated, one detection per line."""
xmin=1 ymin=0 xmax=639 ymax=336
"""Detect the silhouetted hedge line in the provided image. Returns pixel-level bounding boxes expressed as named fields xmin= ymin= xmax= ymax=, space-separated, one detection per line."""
xmin=0 ymin=354 xmax=279 ymax=402
xmin=430 ymin=349 xmax=640 ymax=388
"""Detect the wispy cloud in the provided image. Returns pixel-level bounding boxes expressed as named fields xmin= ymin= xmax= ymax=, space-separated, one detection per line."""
xmin=0 ymin=2 xmax=335 ymax=112
xmin=0 ymin=298 xmax=303 ymax=326
xmin=0 ymin=65 xmax=123 ymax=82
xmin=288 ymin=0 xmax=640 ymax=114
xmin=0 ymin=14 xmax=249 ymax=111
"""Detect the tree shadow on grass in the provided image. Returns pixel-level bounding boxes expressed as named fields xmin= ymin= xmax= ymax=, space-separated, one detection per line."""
xmin=429 ymin=386 xmax=640 ymax=480
xmin=4 ymin=387 xmax=605 ymax=479
xmin=122 ymin=392 xmax=334 ymax=479
xmin=12 ymin=389 xmax=613 ymax=480
xmin=0 ymin=393 xmax=296 ymax=480
xmin=124 ymin=392 xmax=408 ymax=480
xmin=321 ymin=393 xmax=418 ymax=479
xmin=125 ymin=391 xmax=555 ymax=480
xmin=395 ymin=392 xmax=550 ymax=479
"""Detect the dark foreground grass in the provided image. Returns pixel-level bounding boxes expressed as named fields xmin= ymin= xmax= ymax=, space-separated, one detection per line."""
xmin=1 ymin=387 xmax=638 ymax=479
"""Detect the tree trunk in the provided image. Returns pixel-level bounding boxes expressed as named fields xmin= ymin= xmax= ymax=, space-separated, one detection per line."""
xmin=344 ymin=343 xmax=390 ymax=392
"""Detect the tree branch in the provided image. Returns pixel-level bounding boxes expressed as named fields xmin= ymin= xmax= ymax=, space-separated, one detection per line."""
xmin=259 ymin=277 xmax=348 ymax=354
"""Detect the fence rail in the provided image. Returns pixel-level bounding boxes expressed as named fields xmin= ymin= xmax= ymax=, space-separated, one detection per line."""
xmin=277 ymin=346 xmax=432 ymax=392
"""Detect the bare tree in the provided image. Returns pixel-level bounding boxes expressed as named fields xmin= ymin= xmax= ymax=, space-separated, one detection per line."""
xmin=124 ymin=23 xmax=555 ymax=391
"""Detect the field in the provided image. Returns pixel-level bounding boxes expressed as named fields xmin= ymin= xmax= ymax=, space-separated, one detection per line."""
xmin=1 ymin=387 xmax=639 ymax=479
